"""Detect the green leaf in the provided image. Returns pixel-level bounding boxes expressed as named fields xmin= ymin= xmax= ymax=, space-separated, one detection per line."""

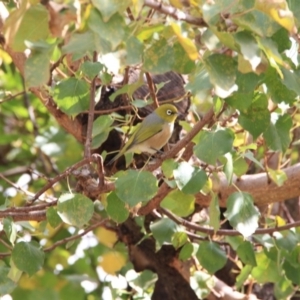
xmin=193 ymin=128 xmax=234 ymax=165
xmin=173 ymin=162 xmax=207 ymax=194
xmin=115 ymin=170 xmax=158 ymax=207
xmin=3 ymin=217 xmax=16 ymax=245
xmin=196 ymin=241 xmax=227 ymax=274
xmin=272 ymin=28 xmax=292 ymax=53
xmin=143 ymin=38 xmax=174 ymax=73
xmin=160 ymin=190 xmax=195 ymax=217
xmin=24 ymin=41 xmax=54 ymax=87
xmin=179 ymin=242 xmax=195 ymax=261
xmin=91 ymin=0 xmax=131 ymax=21
xmin=236 ymin=72 xmax=262 ymax=94
xmin=202 ymin=0 xmax=238 ymax=26
xmin=172 ymin=42 xmax=195 ymax=74
xmin=92 ymin=115 xmax=113 ymax=149
xmin=281 ymin=68 xmax=300 ymax=95
xmin=0 ymin=263 xmax=17 ymax=295
xmin=106 ymin=192 xmax=129 ymax=223
xmin=225 ymin=92 xmax=253 ymax=111
xmin=236 ymin=241 xmax=257 ymax=266
xmin=224 ymin=192 xmax=260 ymax=238
xmin=186 ymin=66 xmax=213 ymax=101
xmin=225 ymin=235 xmax=244 ymax=251
xmin=204 ymin=54 xmax=237 ymax=98
xmin=274 ymin=276 xmax=294 ymax=300
xmin=53 ymin=78 xmax=90 ymax=117
xmin=10 ymin=4 xmax=49 ymax=51
xmin=172 ymin=232 xmax=188 ymax=249
xmin=80 ymin=61 xmax=103 ymax=79
xmin=251 ymin=250 xmax=282 ymax=283
xmin=125 ymin=36 xmax=143 ymax=65
xmin=234 ymin=31 xmax=262 ymax=71
xmin=283 ymin=260 xmax=300 ymax=285
xmin=273 ymin=230 xmax=298 ymax=252
xmin=62 ymin=31 xmax=97 ymax=58
xmin=236 ymin=264 xmax=253 ymax=289
xmin=162 ymin=159 xmax=179 ymax=178
xmin=265 ymin=67 xmax=297 ymax=104
xmin=46 ymin=207 xmax=62 ymax=228
xmin=263 ymin=114 xmax=292 ymax=152
xmin=232 ymin=9 xmax=280 ymax=37
xmin=233 ymin=156 xmax=248 ymax=177
xmin=150 ymin=218 xmax=179 ymax=248
xmin=267 ymin=168 xmax=288 ymax=187
xmin=208 ymin=194 xmax=220 ymax=232
xmin=57 ymin=193 xmax=94 ymax=228
xmin=88 ymin=9 xmax=126 ymax=51
xmin=12 ymin=241 xmax=45 ymax=276
xmin=238 ymin=93 xmax=270 ymax=139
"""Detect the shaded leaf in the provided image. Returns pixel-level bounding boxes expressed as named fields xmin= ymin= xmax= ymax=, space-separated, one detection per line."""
xmin=264 ymin=114 xmax=292 ymax=152
xmin=106 ymin=192 xmax=129 ymax=223
xmin=204 ymin=54 xmax=237 ymax=98
xmin=194 ymin=128 xmax=234 ymax=165
xmin=237 ymin=241 xmax=257 ymax=266
xmin=239 ymin=93 xmax=270 ymax=139
xmin=12 ymin=241 xmax=45 ymax=276
xmin=115 ymin=170 xmax=157 ymax=207
xmin=150 ymin=218 xmax=179 ymax=248
xmin=196 ymin=241 xmax=227 ymax=274
xmin=92 ymin=115 xmax=113 ymax=149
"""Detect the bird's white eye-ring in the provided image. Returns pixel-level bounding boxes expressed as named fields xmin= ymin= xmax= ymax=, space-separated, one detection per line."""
xmin=166 ymin=109 xmax=173 ymax=116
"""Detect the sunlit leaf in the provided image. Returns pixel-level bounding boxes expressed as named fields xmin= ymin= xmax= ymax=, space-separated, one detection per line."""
xmin=173 ymin=162 xmax=207 ymax=194
xmin=224 ymin=192 xmax=260 ymax=238
xmin=161 ymin=190 xmax=195 ymax=217
xmin=57 ymin=193 xmax=94 ymax=228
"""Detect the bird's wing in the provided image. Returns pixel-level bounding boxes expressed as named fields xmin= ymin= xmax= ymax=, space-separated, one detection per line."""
xmin=131 ymin=122 xmax=163 ymax=146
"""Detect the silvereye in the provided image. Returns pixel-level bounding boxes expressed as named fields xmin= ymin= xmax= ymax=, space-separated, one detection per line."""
xmin=108 ymin=104 xmax=179 ymax=165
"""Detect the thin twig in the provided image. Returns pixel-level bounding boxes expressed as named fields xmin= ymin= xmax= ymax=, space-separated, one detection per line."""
xmin=29 ymin=156 xmax=100 ymax=203
xmin=84 ymin=51 xmax=98 ymax=158
xmin=144 ymin=0 xmax=207 ymax=27
xmin=145 ymin=72 xmax=159 ymax=108
xmin=44 ymin=219 xmax=107 ymax=252
xmin=160 ymin=207 xmax=300 ymax=236
xmin=0 ymin=238 xmax=13 ymax=250
xmin=0 ymin=91 xmax=25 ymax=103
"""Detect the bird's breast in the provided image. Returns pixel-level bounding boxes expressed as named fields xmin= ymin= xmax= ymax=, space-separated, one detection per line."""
xmin=138 ymin=122 xmax=174 ymax=154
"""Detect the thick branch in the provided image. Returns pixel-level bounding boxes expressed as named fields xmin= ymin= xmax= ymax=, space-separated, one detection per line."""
xmin=196 ymin=163 xmax=300 ymax=207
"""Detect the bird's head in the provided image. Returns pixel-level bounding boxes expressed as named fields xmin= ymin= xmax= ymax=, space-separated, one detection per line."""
xmin=155 ymin=104 xmax=178 ymax=123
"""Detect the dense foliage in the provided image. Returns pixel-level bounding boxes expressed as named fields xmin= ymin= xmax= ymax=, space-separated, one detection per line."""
xmin=1 ymin=0 xmax=300 ymax=299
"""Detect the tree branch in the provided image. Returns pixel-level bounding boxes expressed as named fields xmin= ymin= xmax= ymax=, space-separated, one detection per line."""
xmin=144 ymin=0 xmax=207 ymax=27
xmin=84 ymin=51 xmax=97 ymax=158
xmin=195 ymin=163 xmax=300 ymax=207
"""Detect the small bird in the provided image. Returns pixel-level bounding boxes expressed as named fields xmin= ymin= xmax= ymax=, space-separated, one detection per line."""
xmin=108 ymin=104 xmax=179 ymax=165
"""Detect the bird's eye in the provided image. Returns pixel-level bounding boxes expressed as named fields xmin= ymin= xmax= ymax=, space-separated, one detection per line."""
xmin=166 ymin=109 xmax=172 ymax=115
